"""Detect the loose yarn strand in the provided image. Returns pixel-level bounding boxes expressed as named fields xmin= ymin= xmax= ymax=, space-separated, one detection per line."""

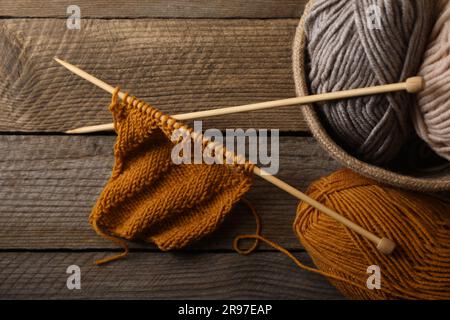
xmin=233 ymin=232 xmax=387 ymax=295
xmin=91 ymin=220 xmax=130 ymax=266
xmin=232 ymin=198 xmax=261 ymax=255
xmin=232 ymin=203 xmax=393 ymax=296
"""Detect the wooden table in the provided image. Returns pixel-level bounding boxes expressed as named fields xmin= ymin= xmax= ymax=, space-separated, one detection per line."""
xmin=0 ymin=0 xmax=344 ymax=299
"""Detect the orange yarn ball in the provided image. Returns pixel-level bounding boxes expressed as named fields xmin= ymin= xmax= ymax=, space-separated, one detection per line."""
xmin=295 ymin=169 xmax=450 ymax=299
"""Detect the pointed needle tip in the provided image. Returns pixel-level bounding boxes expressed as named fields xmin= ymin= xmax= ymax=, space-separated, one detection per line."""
xmin=53 ymin=57 xmax=69 ymax=68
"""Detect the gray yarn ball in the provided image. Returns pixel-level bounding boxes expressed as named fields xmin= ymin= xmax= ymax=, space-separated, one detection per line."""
xmin=304 ymin=0 xmax=434 ymax=165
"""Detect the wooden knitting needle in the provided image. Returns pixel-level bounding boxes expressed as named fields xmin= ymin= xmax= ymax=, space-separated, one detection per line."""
xmin=54 ymin=58 xmax=425 ymax=134
xmin=185 ymin=130 xmax=396 ymax=255
xmin=255 ymin=168 xmax=396 ymax=254
xmin=54 ymin=57 xmax=398 ymax=254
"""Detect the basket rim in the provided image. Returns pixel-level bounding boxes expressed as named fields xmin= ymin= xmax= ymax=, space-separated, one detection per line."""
xmin=292 ymin=0 xmax=450 ymax=192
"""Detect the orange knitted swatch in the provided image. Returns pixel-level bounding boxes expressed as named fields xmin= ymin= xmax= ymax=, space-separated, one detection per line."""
xmin=90 ymin=89 xmax=254 ymax=264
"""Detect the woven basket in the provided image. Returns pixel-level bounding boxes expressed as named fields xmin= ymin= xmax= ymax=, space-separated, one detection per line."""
xmin=292 ymin=0 xmax=450 ymax=192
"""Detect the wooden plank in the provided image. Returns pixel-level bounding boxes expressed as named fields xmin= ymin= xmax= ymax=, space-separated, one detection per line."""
xmin=0 ymin=1 xmax=307 ymax=18
xmin=0 ymin=135 xmax=341 ymax=250
xmin=0 ymin=252 xmax=343 ymax=299
xmin=0 ymin=18 xmax=307 ymax=132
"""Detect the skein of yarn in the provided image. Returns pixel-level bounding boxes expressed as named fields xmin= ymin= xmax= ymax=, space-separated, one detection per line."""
xmin=304 ymin=0 xmax=434 ymax=165
xmin=414 ymin=0 xmax=450 ymax=161
xmin=295 ymin=169 xmax=450 ymax=300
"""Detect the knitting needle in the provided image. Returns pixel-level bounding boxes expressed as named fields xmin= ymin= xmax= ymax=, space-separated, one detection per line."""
xmin=255 ymin=168 xmax=396 ymax=255
xmin=55 ymin=57 xmax=397 ymax=253
xmin=186 ymin=130 xmax=396 ymax=255
xmin=54 ymin=58 xmax=425 ymax=134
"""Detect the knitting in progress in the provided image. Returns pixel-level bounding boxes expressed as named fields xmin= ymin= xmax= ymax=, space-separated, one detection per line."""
xmin=90 ymin=88 xmax=254 ymax=265
xmin=90 ymin=86 xmax=393 ymax=265
xmin=304 ymin=0 xmax=433 ymax=165
xmin=61 ymin=0 xmax=450 ymax=300
xmin=414 ymin=0 xmax=450 ymax=161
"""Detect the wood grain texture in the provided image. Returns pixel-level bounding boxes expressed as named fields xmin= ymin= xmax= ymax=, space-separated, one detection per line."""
xmin=0 ymin=0 xmax=307 ymax=18
xmin=0 ymin=3 xmax=344 ymax=300
xmin=0 ymin=135 xmax=341 ymax=250
xmin=0 ymin=252 xmax=343 ymax=299
xmin=0 ymin=18 xmax=307 ymax=132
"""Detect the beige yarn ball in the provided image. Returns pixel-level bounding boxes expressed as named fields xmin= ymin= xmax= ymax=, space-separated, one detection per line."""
xmin=414 ymin=0 xmax=450 ymax=161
